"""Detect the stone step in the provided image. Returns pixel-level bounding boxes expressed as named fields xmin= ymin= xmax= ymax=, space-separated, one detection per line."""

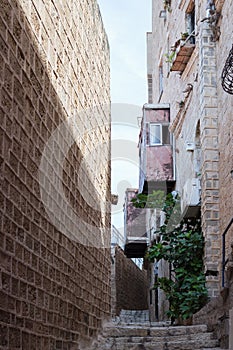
xmin=104 ymin=324 xmax=208 ymax=337
xmin=95 ymin=340 xmax=220 ymax=350
xmin=93 ymin=321 xmax=221 ymax=350
xmin=120 ymin=310 xmax=149 ymax=316
xmin=101 ymin=338 xmax=219 ymax=349
xmin=105 ymin=332 xmax=216 ymax=343
xmin=118 ymin=309 xmax=150 ymax=324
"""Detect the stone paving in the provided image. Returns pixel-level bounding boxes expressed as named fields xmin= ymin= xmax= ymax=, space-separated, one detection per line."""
xmin=90 ymin=310 xmax=225 ymax=350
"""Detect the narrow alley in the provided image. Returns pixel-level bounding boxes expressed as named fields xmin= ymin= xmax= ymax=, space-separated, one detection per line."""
xmin=0 ymin=0 xmax=233 ymax=349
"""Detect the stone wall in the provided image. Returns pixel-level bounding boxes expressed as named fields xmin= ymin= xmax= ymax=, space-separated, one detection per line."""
xmin=216 ymin=0 xmax=233 ymax=263
xmin=149 ymin=0 xmax=233 ymax=299
xmin=112 ymin=246 xmax=148 ymax=317
xmin=149 ymin=0 xmax=233 ymax=342
xmin=193 ymin=266 xmax=233 ymax=348
xmin=0 ymin=0 xmax=111 ymax=349
xmin=190 ymin=0 xmax=233 ymax=346
xmin=199 ymin=22 xmax=221 ymax=297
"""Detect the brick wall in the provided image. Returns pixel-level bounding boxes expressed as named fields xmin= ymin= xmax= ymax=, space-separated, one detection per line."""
xmin=0 ymin=0 xmax=111 ymax=349
xmin=112 ymin=246 xmax=148 ymax=316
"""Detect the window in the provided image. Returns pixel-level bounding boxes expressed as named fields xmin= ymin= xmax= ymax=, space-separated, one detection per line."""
xmin=150 ymin=124 xmax=162 ymax=145
xmin=149 ymin=124 xmax=170 ymax=145
xmin=186 ymin=4 xmax=195 ymax=44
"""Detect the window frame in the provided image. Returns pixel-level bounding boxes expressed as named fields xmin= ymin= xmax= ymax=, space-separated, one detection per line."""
xmin=149 ymin=123 xmax=162 ymax=146
xmin=149 ymin=123 xmax=171 ymax=146
xmin=185 ymin=2 xmax=195 ymax=44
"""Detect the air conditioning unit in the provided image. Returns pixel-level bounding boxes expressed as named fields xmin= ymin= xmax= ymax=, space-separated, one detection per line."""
xmin=181 ymin=178 xmax=201 ymax=217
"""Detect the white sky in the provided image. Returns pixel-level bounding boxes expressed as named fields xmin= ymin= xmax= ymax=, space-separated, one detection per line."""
xmin=98 ymin=0 xmax=151 ymax=106
xmin=97 ymin=0 xmax=152 ymax=233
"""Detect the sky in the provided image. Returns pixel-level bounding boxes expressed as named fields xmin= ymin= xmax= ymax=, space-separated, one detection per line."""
xmin=98 ymin=0 xmax=151 ymax=106
xmin=97 ymin=0 xmax=152 ymax=233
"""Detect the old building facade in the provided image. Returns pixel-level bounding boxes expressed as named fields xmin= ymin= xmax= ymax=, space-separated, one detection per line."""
xmin=147 ymin=0 xmax=233 ymax=346
xmin=0 ymin=0 xmax=111 ymax=349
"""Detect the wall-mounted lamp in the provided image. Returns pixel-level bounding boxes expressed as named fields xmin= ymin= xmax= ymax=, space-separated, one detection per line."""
xmin=159 ymin=10 xmax=167 ymax=19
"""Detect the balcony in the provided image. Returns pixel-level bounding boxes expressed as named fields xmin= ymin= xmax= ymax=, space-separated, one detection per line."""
xmin=171 ymin=44 xmax=195 ymax=72
xmin=139 ymin=104 xmax=174 ymax=194
xmin=169 ymin=34 xmax=195 ymax=73
xmin=124 ymin=237 xmax=148 ymax=258
xmin=124 ymin=189 xmax=148 ymax=258
xmin=124 ymin=208 xmax=148 ymax=258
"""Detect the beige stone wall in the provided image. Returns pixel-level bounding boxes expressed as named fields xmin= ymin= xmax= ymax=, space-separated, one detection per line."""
xmin=216 ymin=2 xmax=233 ymax=260
xmin=112 ymin=246 xmax=148 ymax=316
xmin=193 ymin=262 xmax=233 ymax=348
xmin=149 ymin=0 xmax=233 ymax=299
xmin=0 ymin=0 xmax=111 ymax=348
xmin=229 ymin=307 xmax=233 ymax=350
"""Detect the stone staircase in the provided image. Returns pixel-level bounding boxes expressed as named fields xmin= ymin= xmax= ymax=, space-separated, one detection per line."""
xmin=91 ymin=310 xmax=225 ymax=350
xmin=116 ymin=310 xmax=150 ymax=324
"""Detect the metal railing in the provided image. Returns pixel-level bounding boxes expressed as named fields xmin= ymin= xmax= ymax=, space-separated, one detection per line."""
xmin=222 ymin=218 xmax=233 ymax=288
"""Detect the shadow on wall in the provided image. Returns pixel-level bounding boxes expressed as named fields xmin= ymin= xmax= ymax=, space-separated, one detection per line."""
xmin=0 ymin=0 xmax=111 ymax=349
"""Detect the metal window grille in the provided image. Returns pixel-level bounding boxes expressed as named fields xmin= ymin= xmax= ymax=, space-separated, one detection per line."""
xmin=221 ymin=44 xmax=233 ymax=95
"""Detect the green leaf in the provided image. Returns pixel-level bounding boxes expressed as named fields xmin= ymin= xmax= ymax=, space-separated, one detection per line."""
xmin=146 ymin=192 xmax=207 ymax=322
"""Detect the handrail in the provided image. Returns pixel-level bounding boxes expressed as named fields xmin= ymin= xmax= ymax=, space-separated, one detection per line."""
xmin=222 ymin=218 xmax=233 ymax=288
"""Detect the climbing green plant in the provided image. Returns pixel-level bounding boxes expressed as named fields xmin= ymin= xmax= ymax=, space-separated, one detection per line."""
xmin=165 ymin=50 xmax=176 ymax=63
xmin=131 ymin=190 xmax=165 ymax=209
xmin=132 ymin=192 xmax=208 ymax=323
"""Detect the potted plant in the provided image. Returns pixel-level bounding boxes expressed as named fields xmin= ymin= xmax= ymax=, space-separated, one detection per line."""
xmin=181 ymin=32 xmax=189 ymax=41
xmin=163 ymin=0 xmax=172 ymax=12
